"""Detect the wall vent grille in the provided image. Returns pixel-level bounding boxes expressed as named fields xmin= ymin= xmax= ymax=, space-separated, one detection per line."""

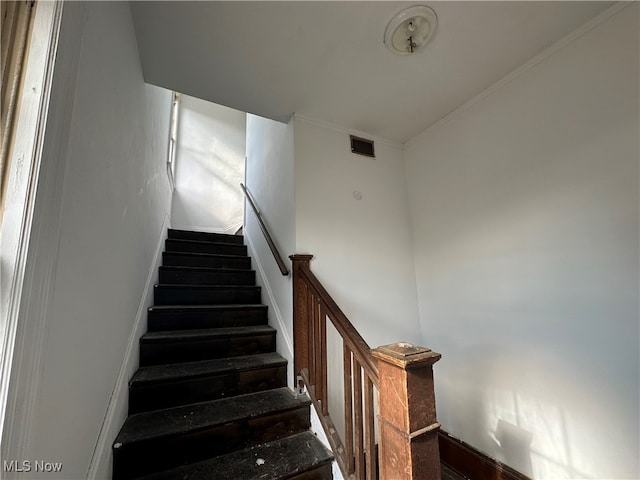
xmin=350 ymin=135 xmax=375 ymax=158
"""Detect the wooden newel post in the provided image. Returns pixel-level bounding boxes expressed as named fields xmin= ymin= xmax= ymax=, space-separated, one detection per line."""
xmin=372 ymin=342 xmax=442 ymax=480
xmin=289 ymin=254 xmax=314 ymax=382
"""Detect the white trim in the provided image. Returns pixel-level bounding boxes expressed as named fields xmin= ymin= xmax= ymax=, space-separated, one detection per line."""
xmin=245 ymin=232 xmax=294 ymax=361
xmin=224 ymin=221 xmax=243 ymax=235
xmin=294 ymin=114 xmax=404 ymax=151
xmin=405 ymin=1 xmax=632 ymax=147
xmin=86 ymin=214 xmax=170 ymax=480
xmin=0 ymin=0 xmax=67 ymax=460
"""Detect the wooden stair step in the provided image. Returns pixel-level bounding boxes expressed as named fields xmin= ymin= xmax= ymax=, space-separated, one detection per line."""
xmin=113 ymin=229 xmax=329 ymax=480
xmin=128 ymin=352 xmax=287 ymax=414
xmin=139 ymin=325 xmax=277 ymax=366
xmin=165 ymin=238 xmax=247 ymax=256
xmin=147 ymin=304 xmax=268 ymax=331
xmin=134 ymin=431 xmax=333 ymax=480
xmin=158 ymin=266 xmax=256 ymax=285
xmin=153 ymin=284 xmax=261 ymax=305
xmin=113 ymin=388 xmax=311 ymax=480
xmin=163 ymin=251 xmax=251 ymax=270
xmin=168 ymin=228 xmax=244 ymax=245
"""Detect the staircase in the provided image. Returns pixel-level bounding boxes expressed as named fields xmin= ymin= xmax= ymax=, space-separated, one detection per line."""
xmin=112 ymin=229 xmax=333 ymax=480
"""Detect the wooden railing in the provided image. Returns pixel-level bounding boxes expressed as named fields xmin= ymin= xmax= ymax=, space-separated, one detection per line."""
xmin=290 ymin=255 xmax=443 ymax=480
xmin=240 ymin=183 xmax=289 ymax=276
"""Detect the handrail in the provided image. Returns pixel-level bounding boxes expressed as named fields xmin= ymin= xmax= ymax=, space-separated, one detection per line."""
xmin=298 ymin=266 xmax=378 ymax=385
xmin=240 ymin=183 xmax=289 ymax=276
xmin=290 ymin=254 xmax=443 ymax=480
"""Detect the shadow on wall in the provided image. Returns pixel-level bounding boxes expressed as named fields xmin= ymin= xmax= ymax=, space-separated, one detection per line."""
xmin=494 ymin=419 xmax=533 ymax=476
xmin=434 ymin=341 xmax=632 ymax=479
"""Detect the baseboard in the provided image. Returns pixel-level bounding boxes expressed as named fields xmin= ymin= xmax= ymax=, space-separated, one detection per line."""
xmin=244 ymin=232 xmax=294 ymax=386
xmin=438 ymin=430 xmax=532 ymax=480
xmin=86 ymin=215 xmax=170 ymax=479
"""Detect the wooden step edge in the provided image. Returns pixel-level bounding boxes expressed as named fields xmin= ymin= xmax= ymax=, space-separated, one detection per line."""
xmin=129 ymin=352 xmax=287 ymax=386
xmin=140 ymin=325 xmax=276 ymax=343
xmin=132 ymin=431 xmax=333 ymax=480
xmin=115 ymin=388 xmax=310 ymax=446
xmin=153 ymin=284 xmax=261 ymax=291
xmin=167 ymin=238 xmax=247 ymax=248
xmin=159 ymin=265 xmax=255 ymax=274
xmin=148 ymin=304 xmax=268 ymax=312
xmin=162 ymin=251 xmax=251 ymax=260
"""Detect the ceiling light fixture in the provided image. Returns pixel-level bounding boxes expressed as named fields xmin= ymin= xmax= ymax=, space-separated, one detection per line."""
xmin=384 ymin=5 xmax=437 ymax=56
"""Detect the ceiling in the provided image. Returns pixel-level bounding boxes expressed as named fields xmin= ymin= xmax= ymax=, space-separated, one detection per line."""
xmin=130 ymin=1 xmax=613 ymax=143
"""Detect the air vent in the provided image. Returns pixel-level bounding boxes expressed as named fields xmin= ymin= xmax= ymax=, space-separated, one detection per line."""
xmin=350 ymin=135 xmax=375 ymax=158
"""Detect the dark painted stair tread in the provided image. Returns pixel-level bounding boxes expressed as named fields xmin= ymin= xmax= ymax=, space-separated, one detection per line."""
xmin=115 ymin=388 xmax=309 ymax=446
xmin=115 ymin=388 xmax=311 ymax=479
xmin=159 ymin=266 xmax=253 ymax=274
xmin=158 ymin=266 xmax=255 ymax=285
xmin=153 ymin=284 xmax=261 ymax=305
xmin=147 ymin=305 xmax=268 ymax=331
xmin=162 ymin=251 xmax=251 ymax=269
xmin=148 ymin=304 xmax=267 ymax=314
xmin=134 ymin=431 xmax=333 ymax=480
xmin=166 ymin=238 xmax=247 ymax=256
xmin=130 ymin=352 xmax=286 ymax=386
xmin=154 ymin=284 xmax=260 ymax=292
xmin=139 ymin=325 xmax=277 ymax=365
xmin=141 ymin=325 xmax=276 ymax=343
xmin=168 ymin=229 xmax=244 ymax=244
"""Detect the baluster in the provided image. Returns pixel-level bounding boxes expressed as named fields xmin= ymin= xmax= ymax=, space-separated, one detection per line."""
xmin=343 ymin=344 xmax=355 ymax=474
xmin=365 ymin=375 xmax=377 ymax=480
xmin=314 ymin=295 xmax=323 ymax=397
xmin=354 ymin=358 xmax=365 ymax=478
xmin=291 ymin=255 xmax=313 ymax=379
xmin=320 ymin=304 xmax=328 ymax=415
xmin=307 ymin=290 xmax=316 ymax=386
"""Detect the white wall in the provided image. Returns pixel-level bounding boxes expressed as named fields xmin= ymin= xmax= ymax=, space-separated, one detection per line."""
xmin=245 ymin=114 xmax=296 ymax=386
xmin=294 ymin=117 xmax=422 ymax=439
xmin=294 ymin=117 xmax=421 ymax=348
xmin=405 ymin=5 xmax=639 ymax=479
xmin=2 ymin=3 xmax=173 ymax=478
xmin=172 ymin=95 xmax=245 ymax=233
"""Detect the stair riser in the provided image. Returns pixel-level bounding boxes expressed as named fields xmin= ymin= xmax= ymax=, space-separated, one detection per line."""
xmin=140 ymin=333 xmax=276 ymax=366
xmin=287 ymin=464 xmax=334 ymax=480
xmin=158 ymin=268 xmax=255 ymax=286
xmin=168 ymin=229 xmax=244 ymax=245
xmin=129 ymin=365 xmax=287 ymax=414
xmin=112 ymin=408 xmax=310 ymax=480
xmin=163 ymin=252 xmax=251 ymax=270
xmin=166 ymin=239 xmax=247 ymax=256
xmin=147 ymin=307 xmax=268 ymax=331
xmin=154 ymin=286 xmax=261 ymax=305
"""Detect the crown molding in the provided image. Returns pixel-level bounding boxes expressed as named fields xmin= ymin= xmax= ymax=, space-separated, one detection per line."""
xmin=405 ymin=1 xmax=632 ymax=148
